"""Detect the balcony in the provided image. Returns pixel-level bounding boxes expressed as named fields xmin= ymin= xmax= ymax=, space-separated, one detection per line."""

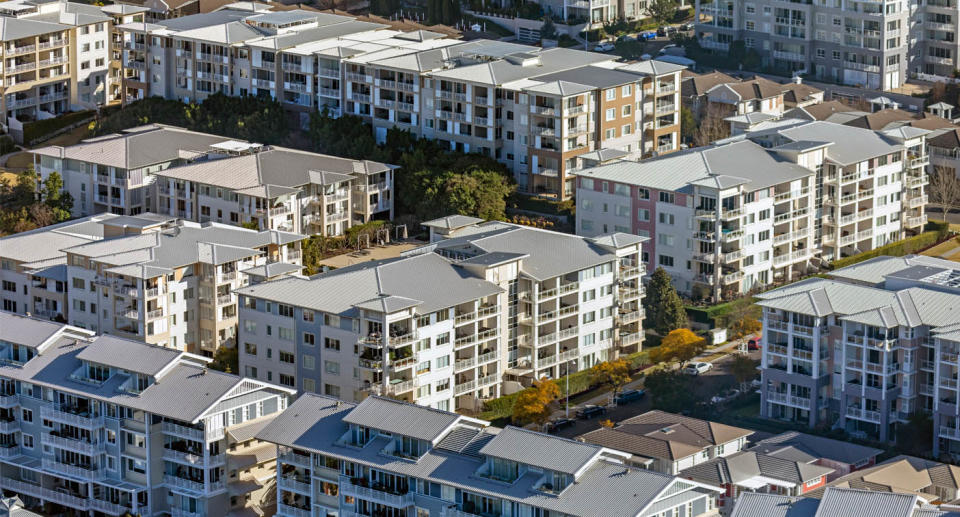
xmin=940 ymin=426 xmax=960 ymax=441
xmin=345 ymin=72 xmax=370 ymax=83
xmin=437 ymin=90 xmax=468 ymax=102
xmin=621 ymin=332 xmax=642 ymax=346
xmin=845 ymin=406 xmax=881 ymax=423
xmin=532 ymin=105 xmax=556 ymax=116
xmin=164 ymin=475 xmax=207 ymax=494
xmin=42 ymin=457 xmax=104 ymax=480
xmin=907 ymin=214 xmax=928 ymax=228
xmin=42 ymin=433 xmax=103 ymax=455
xmin=278 ymin=474 xmax=312 ymax=494
xmin=538 ymin=281 xmax=579 ymax=299
xmin=7 ymin=44 xmax=36 ymax=56
xmin=620 ymin=309 xmax=644 ymax=324
xmin=163 ymin=447 xmax=224 ymax=466
xmin=907 ymin=175 xmax=929 ymax=188
xmin=766 ymin=391 xmax=811 ymax=408
xmin=318 ymin=67 xmax=339 ymax=78
xmin=907 ymin=194 xmax=928 ymax=209
xmin=339 ymin=476 xmax=414 ymax=508
xmin=40 ymin=404 xmax=104 ymax=429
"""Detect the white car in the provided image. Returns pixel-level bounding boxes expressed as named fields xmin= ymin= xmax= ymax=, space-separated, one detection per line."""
xmin=683 ymin=362 xmax=713 ymax=375
xmin=595 ymin=42 xmax=616 ymax=52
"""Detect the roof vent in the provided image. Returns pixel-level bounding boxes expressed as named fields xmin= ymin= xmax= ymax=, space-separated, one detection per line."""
xmin=660 ymin=427 xmax=674 ymax=434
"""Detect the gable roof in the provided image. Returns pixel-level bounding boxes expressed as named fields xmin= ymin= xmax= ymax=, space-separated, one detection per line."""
xmin=681 ymin=70 xmax=739 ymax=97
xmin=480 ymin=426 xmax=603 ymax=475
xmin=749 ymin=431 xmax=882 ymax=465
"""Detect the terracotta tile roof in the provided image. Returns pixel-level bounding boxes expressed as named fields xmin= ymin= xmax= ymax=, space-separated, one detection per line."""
xmin=682 ymin=70 xmax=739 ymax=97
xmin=928 ymin=127 xmax=960 ymax=149
xmin=799 ymin=100 xmax=858 ymax=121
xmin=781 ymin=82 xmax=823 ymax=104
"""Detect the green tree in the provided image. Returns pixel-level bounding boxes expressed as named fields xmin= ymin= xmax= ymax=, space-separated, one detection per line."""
xmin=643 ymin=370 xmax=697 ymax=413
xmin=209 ymin=345 xmax=238 ymax=374
xmin=643 ymin=267 xmax=688 ymax=335
xmin=40 ymin=171 xmax=73 ymax=223
xmin=728 ymin=40 xmax=746 ymax=64
xmin=643 ymin=0 xmax=678 ymax=28
xmin=729 ymin=354 xmax=758 ymax=392
xmin=679 ymin=106 xmax=695 ymax=144
xmin=439 ymin=168 xmax=514 ymax=220
xmin=898 ymin=411 xmax=933 ymax=457
xmin=540 ymin=15 xmax=557 ymax=40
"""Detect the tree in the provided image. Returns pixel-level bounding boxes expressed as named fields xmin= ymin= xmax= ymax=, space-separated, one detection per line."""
xmin=929 ymin=165 xmax=960 ymax=218
xmin=643 ymin=370 xmax=697 ymax=413
xmin=649 ymin=328 xmax=705 ymax=367
xmin=40 ymin=171 xmax=73 ymax=223
xmin=729 ymin=354 xmax=758 ymax=393
xmin=730 ymin=317 xmax=762 ymax=340
xmin=439 ymin=168 xmax=515 ymax=221
xmin=679 ymin=106 xmax=696 ymax=144
xmin=644 ymin=0 xmax=678 ymax=28
xmin=643 ymin=267 xmax=688 ymax=335
xmin=693 ymin=103 xmax=731 ymax=147
xmin=512 ymin=377 xmax=561 ymax=429
xmin=898 ymin=411 xmax=933 ymax=457
xmin=209 ymin=345 xmax=238 ymax=373
xmin=591 ymin=358 xmax=631 ymax=401
xmin=727 ymin=40 xmax=746 ymax=64
xmin=540 ymin=15 xmax=557 ymax=41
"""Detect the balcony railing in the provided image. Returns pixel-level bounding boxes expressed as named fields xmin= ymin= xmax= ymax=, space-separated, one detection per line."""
xmin=40 ymin=404 xmax=104 ymax=428
xmin=339 ymin=476 xmax=414 ymax=508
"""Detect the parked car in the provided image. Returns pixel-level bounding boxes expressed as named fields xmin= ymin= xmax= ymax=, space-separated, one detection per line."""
xmin=546 ymin=418 xmax=576 ymax=432
xmin=658 ymin=43 xmax=678 ymax=55
xmin=747 ymin=338 xmax=761 ymax=351
xmin=681 ymin=22 xmax=695 ymax=31
xmin=640 ymin=31 xmax=657 ymax=40
xmin=576 ymin=404 xmax=607 ymax=419
xmin=595 ymin=42 xmax=616 ymax=52
xmin=615 ymin=389 xmax=646 ymax=404
xmin=640 ymin=53 xmax=652 ymax=60
xmin=656 ymin=27 xmax=667 ymax=37
xmin=617 ymin=34 xmax=634 ymax=42
xmin=683 ymin=362 xmax=713 ymax=375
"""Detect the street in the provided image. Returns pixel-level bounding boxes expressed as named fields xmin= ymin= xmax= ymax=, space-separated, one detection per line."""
xmin=550 ymin=340 xmax=761 ymax=439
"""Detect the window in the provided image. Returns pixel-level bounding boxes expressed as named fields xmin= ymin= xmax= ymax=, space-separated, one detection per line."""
xmin=279 ymin=374 xmax=295 ymax=387
xmin=435 ymin=355 xmax=450 ymax=369
xmin=244 ymin=343 xmax=257 ymax=355
xmin=278 ymin=327 xmax=294 ymax=341
xmin=582 ymin=311 xmax=596 ymax=324
xmin=303 ymin=309 xmax=314 ymax=322
xmin=623 ymin=124 xmax=632 ymax=135
xmin=22 ymin=409 xmax=32 ymax=422
xmin=638 ymin=208 xmax=650 ymax=221
xmin=303 ymin=355 xmax=315 ymax=370
xmin=279 ymin=351 xmax=295 ymax=364
xmin=243 ymin=320 xmax=256 ymax=333
xmin=324 ymin=384 xmax=340 ymax=397
xmin=604 ymin=128 xmax=616 ymax=139
xmin=605 ymin=88 xmax=616 ymax=101
xmin=324 ymin=361 xmax=340 ymax=375
xmin=605 ymin=108 xmax=616 ymax=121
xmin=583 ymin=290 xmax=596 ymax=302
xmin=622 ymin=104 xmax=632 ymax=117
xmin=278 ymin=304 xmax=294 ymax=317
xmin=303 ymin=378 xmax=316 ymax=393
xmin=637 ymin=188 xmax=649 ymax=200
xmin=659 ymin=192 xmax=675 ymax=203
xmin=658 ymin=233 xmax=675 ymax=246
xmin=303 ymin=333 xmax=315 ymax=346
xmin=324 ymin=337 xmax=340 ymax=351
xmin=659 ymin=255 xmax=675 ymax=267
xmin=622 ymin=84 xmax=632 ymax=96
xmin=658 ymin=213 xmax=675 ymax=225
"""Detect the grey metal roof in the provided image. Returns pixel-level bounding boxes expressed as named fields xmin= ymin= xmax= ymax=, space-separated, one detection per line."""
xmin=617 ymin=59 xmax=687 ymax=76
xmin=226 ymin=416 xmax=273 ymax=442
xmin=342 ymin=396 xmax=461 ymax=442
xmin=729 ymin=493 xmax=819 ymax=517
xmin=457 ymin=251 xmax=529 ymax=267
xmin=422 ymin=214 xmax=485 ymax=230
xmin=775 ymin=121 xmax=903 ymax=166
xmin=531 ymin=65 xmax=641 ymax=89
xmin=576 ymin=139 xmax=813 ymax=193
xmin=479 ymin=426 xmax=602 ymax=475
xmin=241 ymin=261 xmax=301 ymax=279
xmin=813 ymin=487 xmax=918 ymax=517
xmin=75 ymin=334 xmax=183 ymax=377
xmin=0 ymin=311 xmax=68 ymax=348
xmin=353 ymin=294 xmax=422 ymax=313
xmin=681 ymin=450 xmax=833 ymax=487
xmin=257 ymin=394 xmax=713 ymax=517
xmin=431 ymin=223 xmax=620 ymax=282
xmin=749 ymin=431 xmax=882 ymax=466
xmin=236 ymin=252 xmax=502 ymax=316
xmin=0 ymin=213 xmax=114 ymax=263
xmin=0 ymin=16 xmax=69 ymax=41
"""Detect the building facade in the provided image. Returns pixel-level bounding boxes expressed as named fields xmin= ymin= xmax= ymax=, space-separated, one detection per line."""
xmin=235 ymin=218 xmax=645 ymax=411
xmin=115 ymin=6 xmax=685 ymax=199
xmin=256 ymin=393 xmax=722 ymax=517
xmin=575 ymin=119 xmax=930 ymax=301
xmin=0 ymin=312 xmax=293 ymax=517
xmin=756 ymin=254 xmax=960 ymax=458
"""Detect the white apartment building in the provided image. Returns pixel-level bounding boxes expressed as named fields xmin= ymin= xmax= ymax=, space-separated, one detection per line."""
xmin=62 ymin=216 xmax=305 ymax=357
xmin=695 ymin=0 xmax=960 ymax=90
xmin=575 ymin=119 xmax=930 ymax=301
xmin=152 ymin=143 xmax=395 ymax=235
xmin=32 ymin=124 xmax=240 ymax=218
xmin=757 ymin=254 xmax=960 ymax=458
xmin=0 ymin=311 xmax=294 ymax=517
xmin=116 ymin=5 xmax=685 ymax=199
xmin=257 ymin=393 xmax=722 ymax=517
xmin=0 ymin=212 xmax=306 ymax=357
xmin=235 ymin=217 xmax=645 ymax=412
xmin=0 ymin=0 xmax=117 ymax=132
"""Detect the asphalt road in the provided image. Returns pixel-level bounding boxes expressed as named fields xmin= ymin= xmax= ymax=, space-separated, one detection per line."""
xmin=550 ymin=347 xmax=761 ymax=439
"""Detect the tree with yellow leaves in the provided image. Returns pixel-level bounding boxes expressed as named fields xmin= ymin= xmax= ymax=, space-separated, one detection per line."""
xmin=591 ymin=358 xmax=632 ymax=403
xmin=511 ymin=377 xmax=561 ymax=429
xmin=649 ymin=328 xmax=706 ymax=367
xmin=730 ymin=317 xmax=762 ymax=340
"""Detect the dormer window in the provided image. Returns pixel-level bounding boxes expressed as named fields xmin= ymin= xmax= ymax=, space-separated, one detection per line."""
xmin=0 ymin=342 xmax=34 ymax=366
xmin=350 ymin=425 xmax=372 ymax=447
xmin=487 ymin=457 xmax=519 ymax=483
xmin=87 ymin=363 xmax=110 ymax=383
xmin=394 ymin=435 xmax=427 ymax=459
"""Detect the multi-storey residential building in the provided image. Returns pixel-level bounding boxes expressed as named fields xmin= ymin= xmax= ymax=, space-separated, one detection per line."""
xmin=755 ymin=254 xmax=960 ymax=455
xmin=235 ymin=218 xmax=645 ymax=411
xmin=910 ymin=0 xmax=959 ymax=81
xmin=102 ymin=3 xmax=150 ymax=105
xmin=0 ymin=312 xmax=294 ymax=517
xmin=576 ymin=119 xmax=931 ymax=300
xmin=152 ymin=144 xmax=395 ymax=235
xmin=578 ymin=410 xmax=754 ymax=475
xmin=694 ymin=0 xmax=911 ymax=90
xmin=62 ymin=216 xmax=304 ymax=356
xmin=927 ymin=126 xmax=960 ymax=180
xmin=0 ymin=0 xmax=115 ymax=130
xmin=115 ymin=6 xmax=685 ymax=199
xmin=256 ymin=393 xmax=723 ymax=517
xmin=32 ymin=124 xmax=239 ymax=217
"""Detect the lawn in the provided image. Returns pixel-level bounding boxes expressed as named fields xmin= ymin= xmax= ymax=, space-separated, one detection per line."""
xmin=4 ymin=123 xmax=92 ymax=171
xmin=922 ymin=236 xmax=960 ymax=263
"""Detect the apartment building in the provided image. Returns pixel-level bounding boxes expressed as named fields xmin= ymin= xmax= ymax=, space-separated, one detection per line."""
xmin=152 ymin=144 xmax=395 ymax=235
xmin=32 ymin=124 xmax=240 ymax=218
xmin=577 ymin=410 xmax=754 ymax=475
xmin=929 ymin=127 xmax=960 ymax=179
xmin=62 ymin=216 xmax=304 ymax=356
xmin=576 ymin=119 xmax=931 ymax=300
xmin=755 ymin=254 xmax=960 ymax=455
xmin=102 ymin=3 xmax=150 ymax=105
xmin=0 ymin=312 xmax=294 ymax=517
xmin=255 ymin=393 xmax=722 ymax=517
xmin=0 ymin=0 xmax=115 ymax=131
xmin=235 ymin=219 xmax=645 ymax=411
xmin=116 ymin=5 xmax=685 ymax=199
xmin=694 ymin=0 xmax=910 ymax=90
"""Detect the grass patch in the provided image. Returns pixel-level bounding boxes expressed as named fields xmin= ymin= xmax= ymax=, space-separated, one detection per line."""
xmin=23 ymin=110 xmax=94 ymax=145
xmin=462 ymin=14 xmax=514 ymax=37
xmin=830 ymin=225 xmax=949 ymax=269
xmin=509 ymin=194 xmax=575 ymax=217
xmin=687 ymin=297 xmax=760 ymax=329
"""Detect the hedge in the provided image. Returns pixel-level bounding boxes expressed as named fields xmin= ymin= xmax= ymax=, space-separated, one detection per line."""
xmin=23 ymin=110 xmax=94 ymax=145
xmin=479 ymin=351 xmax=650 ymax=422
xmin=830 ymin=226 xmax=949 ymax=270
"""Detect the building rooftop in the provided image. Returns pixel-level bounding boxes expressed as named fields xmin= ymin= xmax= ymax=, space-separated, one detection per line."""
xmin=748 ymin=431 xmax=882 ymax=466
xmin=257 ymin=393 xmax=720 ymax=517
xmin=773 ymin=120 xmax=904 ymax=166
xmin=681 ymin=450 xmax=834 ymax=489
xmin=0 ymin=311 xmax=73 ymax=349
xmin=729 ymin=492 xmax=819 ymax=517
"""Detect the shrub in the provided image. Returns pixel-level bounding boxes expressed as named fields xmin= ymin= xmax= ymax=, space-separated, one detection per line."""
xmin=23 ymin=110 xmax=94 ymax=144
xmin=831 ymin=230 xmax=945 ymax=269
